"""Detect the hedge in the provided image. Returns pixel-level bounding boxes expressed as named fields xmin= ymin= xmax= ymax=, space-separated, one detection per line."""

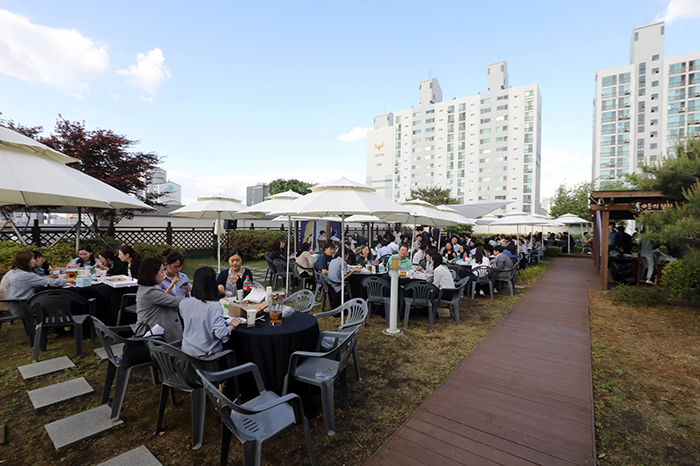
xmin=662 ymin=259 xmax=700 ymax=302
xmin=225 ymin=230 xmax=287 ymax=260
xmin=544 ymin=246 xmax=562 ymax=257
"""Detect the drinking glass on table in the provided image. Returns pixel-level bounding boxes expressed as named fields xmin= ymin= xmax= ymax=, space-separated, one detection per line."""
xmin=269 ymin=303 xmax=282 ymax=326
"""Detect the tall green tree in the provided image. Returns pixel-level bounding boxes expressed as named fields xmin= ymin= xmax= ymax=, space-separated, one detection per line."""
xmin=549 ymin=181 xmax=594 ymax=219
xmin=268 ymin=179 xmax=313 ymax=196
xmin=636 ymin=135 xmax=700 ymax=202
xmin=408 ymin=187 xmax=458 ymax=206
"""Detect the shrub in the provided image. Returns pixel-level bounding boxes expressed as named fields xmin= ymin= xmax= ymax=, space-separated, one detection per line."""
xmin=662 ymin=259 xmax=700 ymax=302
xmin=609 ymin=284 xmax=667 ymax=307
xmin=134 ymin=243 xmax=185 ymax=261
xmin=225 ymin=230 xmax=287 ymax=260
xmin=544 ymin=246 xmax=562 ymax=257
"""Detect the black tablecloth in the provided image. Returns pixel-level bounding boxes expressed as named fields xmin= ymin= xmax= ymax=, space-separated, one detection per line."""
xmin=67 ymin=283 xmax=138 ymax=325
xmin=232 ymin=311 xmax=319 ymax=396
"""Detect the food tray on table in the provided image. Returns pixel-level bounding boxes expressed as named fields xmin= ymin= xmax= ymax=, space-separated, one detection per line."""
xmin=101 ymin=275 xmax=139 ymax=288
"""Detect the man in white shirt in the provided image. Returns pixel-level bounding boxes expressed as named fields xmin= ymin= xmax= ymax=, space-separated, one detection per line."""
xmin=376 ymin=241 xmax=394 ymax=260
xmin=451 ymin=237 xmax=461 ymax=254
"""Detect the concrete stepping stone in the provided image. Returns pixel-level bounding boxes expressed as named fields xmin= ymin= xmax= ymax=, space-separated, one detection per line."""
xmin=18 ymin=356 xmax=74 ymax=380
xmin=45 ymin=405 xmax=123 ymax=450
xmin=97 ymin=446 xmax=162 ymax=466
xmin=94 ymin=343 xmax=124 ymax=360
xmin=28 ymin=377 xmax=93 ymax=409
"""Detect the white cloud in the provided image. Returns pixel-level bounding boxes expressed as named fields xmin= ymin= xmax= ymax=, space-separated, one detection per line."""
xmin=168 ymin=168 xmax=364 ymax=206
xmin=140 ymin=96 xmax=154 ymax=102
xmin=337 ymin=127 xmax=371 ymax=142
xmin=657 ymin=0 xmax=700 ymax=22
xmin=0 ymin=9 xmax=110 ymax=89
xmin=539 ymin=147 xmax=592 ymax=200
xmin=118 ymin=48 xmax=171 ymax=96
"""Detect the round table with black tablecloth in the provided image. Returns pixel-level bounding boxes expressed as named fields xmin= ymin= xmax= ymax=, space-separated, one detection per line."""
xmin=67 ymin=283 xmax=138 ymax=325
xmin=232 ymin=311 xmax=319 ymax=396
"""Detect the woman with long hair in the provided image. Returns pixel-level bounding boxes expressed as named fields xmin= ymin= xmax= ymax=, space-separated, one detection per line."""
xmin=216 ymin=249 xmax=253 ymax=296
xmin=68 ymin=245 xmax=97 ymax=268
xmin=269 ymin=238 xmax=286 ymax=262
xmin=118 ymin=245 xmax=142 ymax=279
xmin=96 ymin=250 xmax=128 ymax=276
xmin=180 ymin=267 xmax=244 ymax=358
xmin=5 ymin=251 xmax=66 ymax=318
xmin=467 ymin=245 xmax=491 ymax=296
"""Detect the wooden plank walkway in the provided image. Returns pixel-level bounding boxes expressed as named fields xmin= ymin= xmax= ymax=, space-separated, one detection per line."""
xmin=365 ymin=257 xmax=597 ymax=466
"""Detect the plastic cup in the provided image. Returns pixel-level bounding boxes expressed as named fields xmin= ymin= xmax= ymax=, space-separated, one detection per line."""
xmin=237 ymin=290 xmax=245 ymax=303
xmin=246 ymin=309 xmax=257 ymax=328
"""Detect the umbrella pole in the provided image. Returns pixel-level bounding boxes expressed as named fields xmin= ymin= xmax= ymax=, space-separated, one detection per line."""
xmin=76 ymin=207 xmax=82 ymax=253
xmin=217 ymin=213 xmax=221 ymax=273
xmin=286 ymin=216 xmax=291 ymax=297
xmin=341 ymin=216 xmax=346 ymax=325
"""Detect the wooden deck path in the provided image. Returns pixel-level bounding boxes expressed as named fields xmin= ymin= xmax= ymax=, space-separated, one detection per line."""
xmin=365 ymin=257 xmax=597 ymax=466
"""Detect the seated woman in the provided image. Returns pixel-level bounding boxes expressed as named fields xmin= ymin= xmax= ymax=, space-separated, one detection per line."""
xmin=135 ymin=258 xmax=185 ymax=343
xmin=355 ymin=244 xmax=373 ymax=267
xmin=67 ymin=245 xmax=97 ymax=268
xmin=467 ymin=245 xmax=491 ymax=295
xmin=269 ymin=239 xmax=286 ymax=262
xmin=295 ymin=242 xmax=315 ymax=289
xmin=157 ymin=249 xmax=191 ymax=298
xmin=96 ymin=250 xmax=128 ymax=276
xmin=32 ymin=251 xmax=53 ymax=277
xmin=180 ymin=267 xmax=244 ymax=358
xmin=118 ymin=245 xmax=142 ymax=279
xmin=5 ymin=251 xmax=66 ymax=318
xmin=428 ymin=250 xmax=455 ymax=299
xmin=217 ymin=249 xmax=253 ymax=296
xmin=441 ymin=241 xmax=457 ymax=261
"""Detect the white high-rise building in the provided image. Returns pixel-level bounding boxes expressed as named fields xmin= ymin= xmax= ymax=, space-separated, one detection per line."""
xmin=592 ymin=21 xmax=700 ymax=183
xmin=366 ymin=61 xmax=542 ymax=214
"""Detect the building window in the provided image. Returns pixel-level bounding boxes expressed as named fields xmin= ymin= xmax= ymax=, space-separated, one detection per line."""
xmin=651 ymin=93 xmax=658 ymax=100
xmin=651 ymin=81 xmax=659 ymax=87
xmin=480 ymin=118 xmax=491 ymax=124
xmin=480 ymin=98 xmax=491 ymax=104
xmin=652 ymin=54 xmax=659 ymax=61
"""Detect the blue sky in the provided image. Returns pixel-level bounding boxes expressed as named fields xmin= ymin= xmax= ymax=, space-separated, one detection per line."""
xmin=2 ymin=0 xmax=700 ymax=205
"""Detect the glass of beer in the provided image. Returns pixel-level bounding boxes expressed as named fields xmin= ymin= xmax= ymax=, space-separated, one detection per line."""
xmin=399 ymin=265 xmax=407 ymax=277
xmin=66 ymin=269 xmax=77 ymax=280
xmin=269 ymin=303 xmax=282 ymax=326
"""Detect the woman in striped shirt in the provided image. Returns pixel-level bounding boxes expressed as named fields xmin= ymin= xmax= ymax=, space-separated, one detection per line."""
xmin=5 ymin=251 xmax=67 ymax=316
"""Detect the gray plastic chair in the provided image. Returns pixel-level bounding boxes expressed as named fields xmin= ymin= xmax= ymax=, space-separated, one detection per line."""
xmin=314 ymin=271 xmax=331 ymax=312
xmin=92 ymin=317 xmax=158 ymax=421
xmin=197 ymin=364 xmax=317 ymax=466
xmin=361 ymin=276 xmax=392 ymax=326
xmin=146 ymin=340 xmax=235 ymax=450
xmin=314 ymin=298 xmax=368 ymax=380
xmin=402 ymin=282 xmax=440 ymax=332
xmin=292 ymin=262 xmax=315 ymax=291
xmin=116 ymin=292 xmax=137 ymax=326
xmin=272 ymin=259 xmax=292 ymax=290
xmin=438 ymin=277 xmax=469 ymax=326
xmin=263 ymin=252 xmax=274 ymax=283
xmin=470 ymin=266 xmax=495 ymax=300
xmin=283 ymin=328 xmax=359 ymax=436
xmin=29 ymin=289 xmax=96 ymax=361
xmin=0 ymin=298 xmax=33 ymax=345
xmin=283 ymin=289 xmax=315 ymax=313
xmin=496 ymin=262 xmax=520 ymax=297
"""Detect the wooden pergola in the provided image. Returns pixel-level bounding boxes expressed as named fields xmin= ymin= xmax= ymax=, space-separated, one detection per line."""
xmin=588 ymin=190 xmax=669 ymax=289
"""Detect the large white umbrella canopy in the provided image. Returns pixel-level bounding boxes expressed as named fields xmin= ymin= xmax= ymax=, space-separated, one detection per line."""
xmin=0 ymin=126 xmax=75 ymax=164
xmin=556 ymin=214 xmax=591 ymax=253
xmin=171 ymin=195 xmax=246 ymax=272
xmin=400 ymin=199 xmax=459 ymax=227
xmin=268 ymin=177 xmax=412 ymax=320
xmin=436 ymin=205 xmax=476 ymax=226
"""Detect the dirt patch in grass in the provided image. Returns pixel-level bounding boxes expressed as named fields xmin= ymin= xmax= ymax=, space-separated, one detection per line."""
xmin=0 ymin=262 xmax=551 ymax=465
xmin=589 ymin=289 xmax=700 ymax=465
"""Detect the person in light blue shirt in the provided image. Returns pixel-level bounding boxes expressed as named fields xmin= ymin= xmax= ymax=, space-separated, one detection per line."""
xmin=67 ymin=245 xmax=98 ymax=268
xmin=327 ymin=250 xmax=355 ymax=308
xmin=156 ymin=250 xmax=191 ymax=297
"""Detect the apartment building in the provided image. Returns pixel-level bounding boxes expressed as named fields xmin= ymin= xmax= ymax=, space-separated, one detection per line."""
xmin=592 ymin=21 xmax=700 ymax=183
xmin=366 ymin=61 xmax=542 ymax=214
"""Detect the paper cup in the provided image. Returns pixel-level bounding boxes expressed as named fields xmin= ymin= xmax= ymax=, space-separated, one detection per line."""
xmin=237 ymin=290 xmax=245 ymax=303
xmin=246 ymin=309 xmax=257 ymax=328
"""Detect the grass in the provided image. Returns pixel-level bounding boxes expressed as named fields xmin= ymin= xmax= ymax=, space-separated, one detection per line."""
xmin=0 ymin=260 xmax=553 ymax=465
xmin=589 ymin=288 xmax=700 ymax=465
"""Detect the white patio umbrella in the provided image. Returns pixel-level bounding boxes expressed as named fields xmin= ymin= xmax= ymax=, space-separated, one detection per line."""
xmin=400 ymin=199 xmax=461 ymax=255
xmin=434 ymin=205 xmax=476 ymax=250
xmin=171 ymin=195 xmax=246 ymax=272
xmin=488 ymin=211 xmax=550 ymax=236
xmin=235 ymin=190 xmax=304 ymax=296
xmin=557 ymin=213 xmax=591 ymax=253
xmin=268 ymin=177 xmax=412 ymax=322
xmin=1 ymin=128 xmax=152 ymax=248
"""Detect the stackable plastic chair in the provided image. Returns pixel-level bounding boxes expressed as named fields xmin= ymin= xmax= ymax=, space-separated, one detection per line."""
xmin=361 ymin=276 xmax=392 ymax=326
xmin=29 ymin=289 xmax=95 ymax=361
xmin=314 ymin=298 xmax=368 ymax=380
xmin=496 ymin=262 xmax=520 ymax=297
xmin=146 ymin=340 xmax=235 ymax=450
xmin=437 ymin=277 xmax=469 ymax=326
xmin=470 ymin=266 xmax=495 ymax=300
xmin=292 ymin=262 xmax=315 ymax=291
xmin=92 ymin=317 xmax=158 ymax=421
xmin=272 ymin=259 xmax=293 ymax=290
xmin=116 ymin=292 xmax=137 ymax=326
xmin=263 ymin=252 xmax=274 ymax=283
xmin=197 ymin=365 xmax=317 ymax=466
xmin=283 ymin=328 xmax=359 ymax=436
xmin=283 ymin=289 xmax=315 ymax=313
xmin=0 ymin=298 xmax=33 ymax=345
xmin=402 ymin=282 xmax=440 ymax=332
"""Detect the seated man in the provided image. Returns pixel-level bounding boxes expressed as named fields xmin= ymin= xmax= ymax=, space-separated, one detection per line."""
xmin=580 ymin=232 xmax=591 ymax=248
xmin=390 ymin=244 xmax=413 ymax=270
xmin=492 ymin=246 xmax=514 ymax=280
xmin=314 ymin=242 xmax=336 ymax=275
xmin=327 ymin=249 xmax=355 ymax=309
xmin=376 ymin=240 xmax=394 ymax=260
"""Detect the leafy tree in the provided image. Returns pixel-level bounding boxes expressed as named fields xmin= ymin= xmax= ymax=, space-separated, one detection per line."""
xmin=408 ymin=187 xmax=458 ymax=206
xmin=268 ymin=179 xmax=313 ymax=196
xmin=636 ymin=135 xmax=700 ymax=202
xmin=0 ymin=112 xmax=44 ymax=139
xmin=549 ymin=181 xmax=594 ymax=219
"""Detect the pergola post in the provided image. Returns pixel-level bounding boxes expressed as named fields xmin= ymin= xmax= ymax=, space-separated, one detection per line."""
xmin=600 ymin=210 xmax=610 ymax=290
